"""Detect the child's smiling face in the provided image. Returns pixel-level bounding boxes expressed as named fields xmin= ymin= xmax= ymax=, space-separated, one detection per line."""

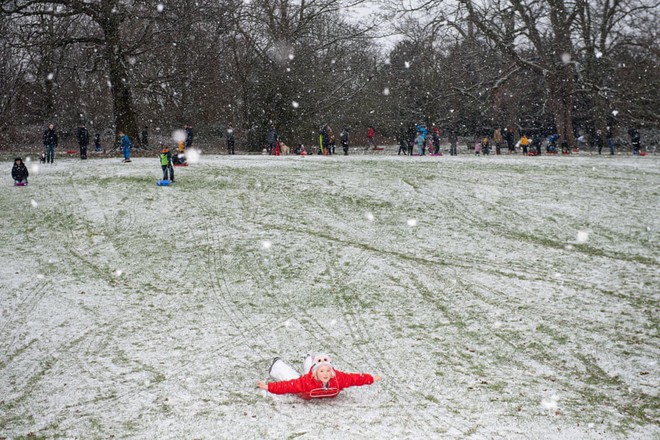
xmin=315 ymin=365 xmax=333 ymax=384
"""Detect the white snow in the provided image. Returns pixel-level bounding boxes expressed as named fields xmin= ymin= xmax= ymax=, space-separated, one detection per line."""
xmin=1 ymin=154 xmax=658 ymax=439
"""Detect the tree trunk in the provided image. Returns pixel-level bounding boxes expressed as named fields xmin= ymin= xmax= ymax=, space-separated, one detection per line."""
xmin=101 ymin=17 xmax=139 ymax=145
xmin=546 ymin=64 xmax=576 ymax=147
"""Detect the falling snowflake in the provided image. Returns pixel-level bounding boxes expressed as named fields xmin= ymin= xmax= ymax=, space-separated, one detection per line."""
xmin=595 ymin=50 xmax=603 ymax=58
xmin=404 ymin=61 xmax=411 ymax=69
xmin=365 ymin=212 xmax=374 ymax=221
xmin=292 ymin=101 xmax=299 ymax=108
xmin=157 ymin=4 xmax=164 ymax=12
xmin=47 ymin=73 xmax=54 ymax=81
xmin=186 ymin=148 xmax=201 ymax=164
xmin=288 ymin=53 xmax=295 ymax=60
xmin=172 ymin=129 xmax=187 ymax=143
xmin=576 ymin=230 xmax=589 ymax=244
xmin=612 ymin=110 xmax=619 ymax=116
xmin=114 ymin=269 xmax=123 ymax=277
xmin=383 ymin=87 xmax=390 ymax=96
xmin=561 ymin=53 xmax=571 ymax=64
xmin=31 ymin=200 xmax=38 ymax=208
xmin=261 ymin=240 xmax=272 ymax=249
xmin=407 ymin=218 xmax=417 ymax=227
xmin=284 ymin=319 xmax=291 ymax=327
xmin=541 ymin=394 xmax=559 ymax=410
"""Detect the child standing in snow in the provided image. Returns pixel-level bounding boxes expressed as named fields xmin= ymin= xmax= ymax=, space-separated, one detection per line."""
xmin=159 ymin=145 xmax=174 ymax=182
xmin=11 ymin=157 xmax=29 ymax=185
xmin=415 ymin=131 xmax=425 ymax=156
xmin=257 ymin=354 xmax=381 ymax=400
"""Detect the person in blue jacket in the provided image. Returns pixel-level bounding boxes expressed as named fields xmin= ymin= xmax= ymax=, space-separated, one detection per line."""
xmin=119 ymin=131 xmax=132 ymax=162
xmin=415 ymin=122 xmax=428 ymax=155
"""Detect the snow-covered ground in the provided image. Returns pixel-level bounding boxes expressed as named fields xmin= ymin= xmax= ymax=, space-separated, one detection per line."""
xmin=1 ymin=153 xmax=658 ymax=439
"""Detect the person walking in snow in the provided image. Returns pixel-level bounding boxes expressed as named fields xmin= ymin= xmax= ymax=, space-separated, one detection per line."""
xmin=43 ymin=123 xmax=58 ymax=164
xmin=77 ymin=123 xmax=89 ymax=160
xmin=184 ymin=125 xmax=194 ymax=149
xmin=257 ymin=353 xmax=381 ymax=400
xmin=340 ymin=127 xmax=350 ymax=155
xmin=397 ymin=134 xmax=407 ymax=155
xmin=11 ymin=157 xmax=29 ymax=185
xmin=226 ymin=124 xmax=236 ymax=155
xmin=118 ymin=131 xmax=132 ymax=162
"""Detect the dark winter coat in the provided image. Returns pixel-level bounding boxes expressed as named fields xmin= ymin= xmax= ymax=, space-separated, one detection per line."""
xmin=77 ymin=127 xmax=89 ymax=145
xmin=266 ymin=368 xmax=375 ymax=400
xmin=340 ymin=130 xmax=349 ymax=146
xmin=43 ymin=128 xmax=58 ymax=146
xmin=12 ymin=161 xmax=29 ymax=181
xmin=267 ymin=128 xmax=277 ymax=144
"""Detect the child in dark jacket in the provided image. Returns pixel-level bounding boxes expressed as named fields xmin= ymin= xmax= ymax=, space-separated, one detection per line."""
xmin=12 ymin=157 xmax=29 ymax=185
xmin=257 ymin=353 xmax=381 ymax=400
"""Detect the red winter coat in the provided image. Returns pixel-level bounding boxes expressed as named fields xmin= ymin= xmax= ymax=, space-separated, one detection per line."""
xmin=267 ymin=369 xmax=375 ymax=400
xmin=367 ymin=127 xmax=375 ymax=139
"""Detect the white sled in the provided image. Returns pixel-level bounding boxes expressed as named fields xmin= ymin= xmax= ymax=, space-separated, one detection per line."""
xmin=269 ymin=358 xmax=301 ymax=381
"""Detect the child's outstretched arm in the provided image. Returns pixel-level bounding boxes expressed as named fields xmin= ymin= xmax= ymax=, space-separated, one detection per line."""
xmin=256 ymin=380 xmax=268 ymax=390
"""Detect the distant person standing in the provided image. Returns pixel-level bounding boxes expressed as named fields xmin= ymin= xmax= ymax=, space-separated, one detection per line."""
xmin=94 ymin=132 xmax=102 ymax=152
xmin=493 ymin=128 xmax=502 ymax=155
xmin=226 ymin=124 xmax=236 ymax=155
xmin=606 ymin=127 xmax=615 ymax=155
xmin=267 ymin=126 xmax=278 ymax=155
xmin=119 ymin=131 xmax=132 ymax=162
xmin=415 ymin=131 xmax=425 ymax=156
xmin=628 ymin=128 xmax=641 ymax=155
xmin=43 ymin=123 xmax=58 ymax=164
xmin=448 ymin=130 xmax=458 ymax=156
xmin=340 ymin=127 xmax=350 ymax=155
xmin=504 ymin=128 xmax=515 ymax=153
xmin=77 ymin=123 xmax=89 ymax=159
xmin=184 ymin=125 xmax=194 ymax=149
xmin=366 ymin=126 xmax=376 ymax=150
xmin=431 ymin=126 xmax=440 ymax=154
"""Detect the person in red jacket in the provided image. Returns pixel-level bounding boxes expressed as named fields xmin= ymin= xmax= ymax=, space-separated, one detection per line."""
xmin=366 ymin=126 xmax=376 ymax=150
xmin=256 ymin=353 xmax=381 ymax=400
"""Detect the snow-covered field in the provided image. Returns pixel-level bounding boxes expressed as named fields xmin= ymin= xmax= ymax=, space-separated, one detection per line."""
xmin=1 ymin=153 xmax=658 ymax=439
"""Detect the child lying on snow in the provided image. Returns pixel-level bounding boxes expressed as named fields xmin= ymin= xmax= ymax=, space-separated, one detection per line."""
xmin=256 ymin=353 xmax=381 ymax=400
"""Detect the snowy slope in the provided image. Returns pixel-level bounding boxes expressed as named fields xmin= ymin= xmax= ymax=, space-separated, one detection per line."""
xmin=1 ymin=153 xmax=658 ymax=439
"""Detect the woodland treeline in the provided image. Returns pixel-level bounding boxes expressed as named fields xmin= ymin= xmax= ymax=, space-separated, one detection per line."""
xmin=0 ymin=0 xmax=657 ymax=150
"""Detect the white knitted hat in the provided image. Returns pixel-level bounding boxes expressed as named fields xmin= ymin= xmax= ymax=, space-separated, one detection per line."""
xmin=311 ymin=353 xmax=333 ymax=373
